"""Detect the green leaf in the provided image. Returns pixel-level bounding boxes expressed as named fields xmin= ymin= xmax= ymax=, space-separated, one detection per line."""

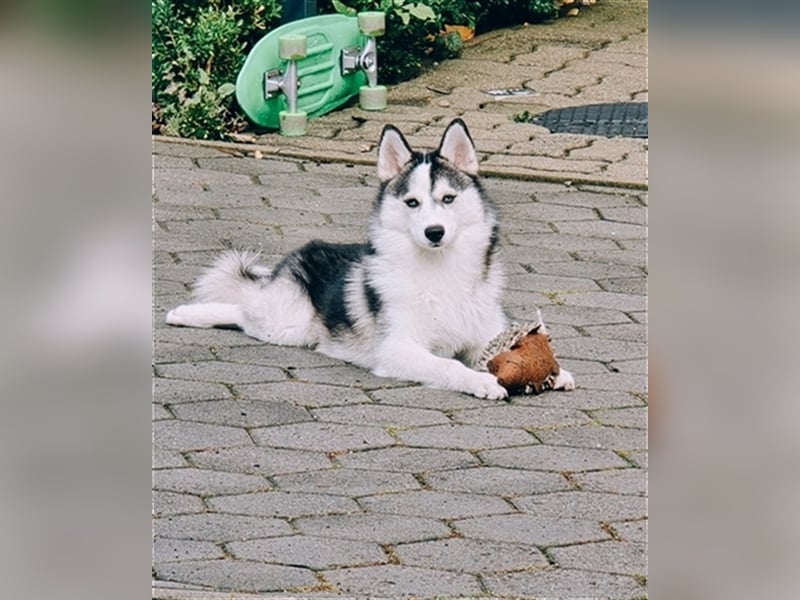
xmin=331 ymin=0 xmax=356 ymax=16
xmin=197 ymin=68 xmax=209 ymax=85
xmin=217 ymin=82 xmax=236 ymax=98
xmin=408 ymin=3 xmax=436 ymax=21
xmin=399 ymin=11 xmax=410 ymax=26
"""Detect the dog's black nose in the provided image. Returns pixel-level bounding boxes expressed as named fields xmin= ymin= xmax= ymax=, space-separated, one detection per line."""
xmin=424 ymin=225 xmax=445 ymax=244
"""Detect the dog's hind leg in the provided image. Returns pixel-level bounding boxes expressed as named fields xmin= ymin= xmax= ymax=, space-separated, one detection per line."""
xmin=166 ymin=302 xmax=244 ymax=329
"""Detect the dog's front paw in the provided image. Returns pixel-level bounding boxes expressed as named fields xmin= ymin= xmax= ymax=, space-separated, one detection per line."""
xmin=554 ymin=368 xmax=575 ymax=391
xmin=466 ymin=371 xmax=508 ymax=401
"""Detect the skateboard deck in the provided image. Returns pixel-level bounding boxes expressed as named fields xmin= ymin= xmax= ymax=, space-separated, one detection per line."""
xmin=236 ymin=13 xmax=373 ymax=130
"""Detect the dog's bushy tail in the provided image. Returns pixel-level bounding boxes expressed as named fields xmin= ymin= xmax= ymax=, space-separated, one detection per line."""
xmin=192 ymin=249 xmax=269 ymax=304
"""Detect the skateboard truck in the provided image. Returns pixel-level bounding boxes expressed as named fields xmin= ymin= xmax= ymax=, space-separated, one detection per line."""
xmin=238 ymin=12 xmax=388 ymax=132
xmin=264 ymin=34 xmax=308 ymax=136
xmin=341 ymin=11 xmax=387 ymax=111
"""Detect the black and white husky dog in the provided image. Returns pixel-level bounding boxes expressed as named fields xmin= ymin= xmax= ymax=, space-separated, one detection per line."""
xmin=166 ymin=119 xmax=509 ymax=399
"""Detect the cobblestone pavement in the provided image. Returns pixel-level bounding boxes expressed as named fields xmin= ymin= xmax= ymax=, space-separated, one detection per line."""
xmin=154 ymin=0 xmax=647 ymax=189
xmin=152 ymin=134 xmax=648 ymax=598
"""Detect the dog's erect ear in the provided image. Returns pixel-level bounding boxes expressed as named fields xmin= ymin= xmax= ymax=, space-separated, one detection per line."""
xmin=377 ymin=125 xmax=413 ymax=182
xmin=438 ymin=118 xmax=479 ymax=175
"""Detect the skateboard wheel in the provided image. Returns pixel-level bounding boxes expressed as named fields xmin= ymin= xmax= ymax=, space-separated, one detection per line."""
xmin=357 ymin=11 xmax=385 ymax=36
xmin=279 ymin=110 xmax=307 ymax=136
xmin=279 ymin=35 xmax=307 ymax=60
xmin=359 ymin=85 xmax=387 ymax=111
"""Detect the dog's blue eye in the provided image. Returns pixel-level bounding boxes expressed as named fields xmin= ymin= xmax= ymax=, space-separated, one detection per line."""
xmin=404 ymin=198 xmax=419 ymax=208
xmin=442 ymin=194 xmax=456 ymax=204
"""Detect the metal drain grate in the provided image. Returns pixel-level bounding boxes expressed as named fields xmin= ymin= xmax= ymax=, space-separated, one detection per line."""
xmin=531 ymin=102 xmax=648 ymax=138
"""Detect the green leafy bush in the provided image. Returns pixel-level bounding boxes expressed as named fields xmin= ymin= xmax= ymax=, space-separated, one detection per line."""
xmin=476 ymin=0 xmax=558 ymax=31
xmin=151 ymin=0 xmax=282 ymax=139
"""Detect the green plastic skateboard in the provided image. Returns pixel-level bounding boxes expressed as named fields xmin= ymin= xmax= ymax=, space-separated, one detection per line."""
xmin=235 ymin=12 xmax=387 ymax=136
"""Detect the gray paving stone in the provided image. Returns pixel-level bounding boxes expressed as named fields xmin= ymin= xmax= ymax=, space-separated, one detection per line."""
xmin=369 ymin=386 xmax=487 ymax=411
xmin=537 ymin=425 xmax=647 ymax=451
xmin=153 ymin=155 xmax=196 ymax=169
xmin=631 ymin=311 xmax=649 ymax=325
xmin=153 ymin=378 xmax=232 ymax=404
xmin=154 ymin=538 xmax=225 ymax=562
xmin=153 ymin=403 xmax=173 ymax=421
xmin=195 ymin=156 xmax=300 ymax=175
xmin=550 ymin=541 xmax=647 ymax=575
xmin=555 ymin=337 xmax=646 ymax=362
xmin=153 ymin=420 xmax=253 ymax=452
xmin=187 ymin=446 xmax=332 ymax=477
xmin=207 ymin=491 xmax=358 ymax=517
xmin=619 ymin=238 xmax=646 ymax=253
xmin=156 ymin=361 xmax=287 ymax=385
xmin=294 ymin=513 xmax=450 ymax=544
xmin=582 ymin=322 xmax=647 ymax=342
xmin=598 ymin=206 xmax=648 ymax=225
xmin=504 ymin=272 xmax=601 ymax=294
xmin=534 ymin=190 xmax=643 ymax=208
xmin=480 ymin=444 xmax=630 ymax=472
xmin=359 ymin=490 xmax=511 ymax=519
xmin=451 ymin=405 xmax=593 ymax=429
xmin=526 ymin=260 xmax=645 ymax=281
xmin=502 ymin=202 xmax=597 ymax=222
xmin=507 ymin=232 xmax=620 ymax=252
xmin=555 ymin=220 xmax=647 ymax=240
xmin=153 ymin=449 xmax=188 ymax=469
xmin=169 ymin=400 xmax=312 ymax=428
xmin=500 ymin=244 xmax=575 ymax=265
xmin=575 ymin=468 xmax=647 ymax=496
xmin=483 ymin=568 xmax=645 ymax=599
xmin=216 ymin=344 xmax=342 ymax=368
xmin=513 ymin=491 xmax=647 ymax=522
xmin=553 ymin=358 xmax=608 ymax=376
xmin=395 ymin=537 xmax=549 ymax=574
xmin=396 ymin=424 xmax=535 ymax=450
xmin=153 ymin=141 xmax=228 ymax=158
xmin=597 ymin=276 xmax=647 ymax=295
xmin=228 ymin=535 xmax=385 ymax=569
xmin=154 ymin=341 xmax=215 ymax=364
xmin=153 ymin=468 xmax=270 ymax=496
xmin=612 ymin=518 xmax=648 ymax=543
xmin=454 ymin=514 xmax=608 ymax=546
xmin=250 ymin=422 xmax=395 ymax=452
xmin=609 ymin=358 xmax=648 ymax=374
xmin=573 ymin=248 xmax=646 ymax=267
xmin=236 ymin=381 xmax=371 ymax=407
xmin=338 ymin=446 xmax=479 ymax=473
xmin=154 ymin=559 xmax=316 ymax=593
xmin=425 ymin=467 xmax=571 ymax=497
xmin=273 ymin=468 xmax=421 ymax=497
xmin=156 ymin=187 xmax=268 ymax=208
xmin=154 ymin=513 xmax=292 ymax=541
xmin=529 ymin=303 xmax=633 ymax=326
xmin=576 ymin=372 xmax=648 ymax=394
xmin=323 ymin=564 xmax=482 ymax=597
xmin=216 ymin=205 xmax=330 ymax=227
xmin=626 ymin=450 xmax=648 ymax=469
xmin=155 ymin=167 xmax=254 ymax=189
xmin=590 ymin=406 xmax=648 ymax=428
xmin=153 ymin=491 xmax=205 ymax=516
xmin=290 ymin=364 xmax=409 ymax=389
xmin=563 ymin=291 xmax=647 ymax=312
xmin=310 ymin=403 xmax=450 ymax=427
